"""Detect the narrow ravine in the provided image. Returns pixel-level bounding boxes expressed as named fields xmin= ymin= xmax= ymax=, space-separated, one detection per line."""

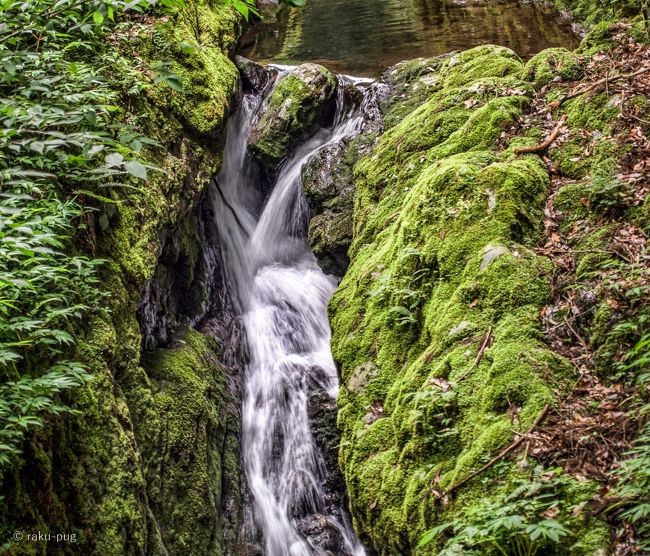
xmin=213 ymin=72 xmax=367 ymax=555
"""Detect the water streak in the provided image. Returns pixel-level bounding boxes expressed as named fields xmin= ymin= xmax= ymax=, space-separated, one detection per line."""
xmin=213 ymin=74 xmax=366 ymax=556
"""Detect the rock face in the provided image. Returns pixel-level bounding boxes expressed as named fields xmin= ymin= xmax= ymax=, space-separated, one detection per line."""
xmin=0 ymin=4 xmax=249 ymax=555
xmin=235 ymin=55 xmax=276 ymax=94
xmin=248 ymin=63 xmax=337 ymax=168
xmin=328 ymin=44 xmax=611 ymax=555
xmin=302 ymin=141 xmax=355 ymax=275
xmin=302 ymin=83 xmax=382 ymax=276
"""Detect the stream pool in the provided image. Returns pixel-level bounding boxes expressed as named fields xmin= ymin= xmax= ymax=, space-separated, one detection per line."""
xmin=239 ymin=0 xmax=579 ymax=76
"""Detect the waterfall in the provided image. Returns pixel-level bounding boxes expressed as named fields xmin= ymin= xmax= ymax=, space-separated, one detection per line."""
xmin=212 ymin=72 xmax=367 ymax=556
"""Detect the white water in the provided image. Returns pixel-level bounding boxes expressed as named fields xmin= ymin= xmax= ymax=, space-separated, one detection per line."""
xmin=213 ymin=76 xmax=366 ymax=555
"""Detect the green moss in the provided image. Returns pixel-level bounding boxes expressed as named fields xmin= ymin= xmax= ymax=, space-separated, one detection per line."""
xmin=118 ymin=329 xmax=236 ymax=556
xmin=1 ymin=2 xmax=242 ymax=554
xmin=554 ymin=182 xmax=590 ymax=232
xmin=249 ymin=63 xmax=337 ymax=164
xmin=523 ymin=48 xmax=584 ymax=89
xmin=553 ymin=0 xmax=648 ymax=30
xmin=331 ymin=44 xmax=607 ymax=554
xmin=147 ymin=1 xmax=240 ymax=136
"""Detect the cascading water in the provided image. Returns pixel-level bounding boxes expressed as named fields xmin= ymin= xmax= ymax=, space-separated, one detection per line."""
xmin=213 ymin=71 xmax=368 ymax=556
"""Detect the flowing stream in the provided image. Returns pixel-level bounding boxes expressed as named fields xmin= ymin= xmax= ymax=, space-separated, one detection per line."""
xmin=213 ymin=73 xmax=367 ymax=555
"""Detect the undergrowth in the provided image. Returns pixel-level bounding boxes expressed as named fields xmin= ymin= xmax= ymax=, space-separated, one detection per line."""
xmin=419 ymin=465 xmax=584 ymax=556
xmin=0 ymin=0 xmax=187 ymax=469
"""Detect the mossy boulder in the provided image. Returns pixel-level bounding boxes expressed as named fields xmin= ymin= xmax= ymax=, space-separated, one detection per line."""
xmin=127 ymin=328 xmax=242 ymax=556
xmin=329 ymin=44 xmax=609 ymax=555
xmin=523 ymin=47 xmax=583 ymax=88
xmin=553 ymin=0 xmax=648 ymax=29
xmin=248 ymin=63 xmax=337 ymax=166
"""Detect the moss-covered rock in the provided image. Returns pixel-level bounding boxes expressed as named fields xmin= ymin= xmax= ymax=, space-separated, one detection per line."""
xmin=0 ymin=2 xmax=245 ymax=555
xmin=124 ymin=329 xmax=240 ymax=556
xmin=523 ymin=47 xmax=584 ymax=88
xmin=553 ymin=0 xmax=648 ymax=30
xmin=329 ymin=44 xmax=608 ymax=555
xmin=248 ymin=63 xmax=337 ymax=166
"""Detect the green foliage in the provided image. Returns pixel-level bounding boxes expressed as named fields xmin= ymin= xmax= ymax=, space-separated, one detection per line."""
xmin=0 ymin=0 xmax=181 ymax=468
xmin=224 ymin=0 xmax=304 ymax=22
xmin=586 ymin=170 xmax=632 ymax=212
xmin=418 ymin=467 xmax=574 ymax=556
xmin=611 ymin=326 xmax=650 ymax=551
xmin=554 ymin=0 xmax=650 ymax=30
xmin=224 ymin=0 xmax=259 ymax=21
xmin=369 ymin=248 xmax=432 ymax=328
xmin=613 ymin=405 xmax=650 ymax=552
xmin=0 ymin=362 xmax=90 ymax=466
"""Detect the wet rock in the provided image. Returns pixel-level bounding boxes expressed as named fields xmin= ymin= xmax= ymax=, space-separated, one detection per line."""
xmin=302 ymin=140 xmax=356 ymax=275
xmin=248 ymin=63 xmax=337 ymax=168
xmin=235 ymin=55 xmax=276 ymax=94
xmin=296 ymin=514 xmax=345 ymax=554
xmin=308 ymin=210 xmax=353 ymax=275
xmin=308 ymin=389 xmax=345 ymax=500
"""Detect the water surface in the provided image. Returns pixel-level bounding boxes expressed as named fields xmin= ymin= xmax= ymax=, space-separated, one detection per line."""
xmin=239 ymin=0 xmax=579 ymax=76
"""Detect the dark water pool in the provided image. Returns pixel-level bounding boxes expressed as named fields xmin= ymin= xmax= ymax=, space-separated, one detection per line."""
xmin=239 ymin=0 xmax=579 ymax=77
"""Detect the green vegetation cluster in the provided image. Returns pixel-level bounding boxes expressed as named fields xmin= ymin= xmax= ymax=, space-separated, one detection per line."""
xmin=1 ymin=0 xmax=246 ymax=553
xmin=330 ymin=44 xmax=606 ymax=554
xmin=553 ymin=0 xmax=649 ymax=29
xmin=0 ymin=0 xmax=182 ymax=470
xmin=328 ymin=12 xmax=650 ymax=554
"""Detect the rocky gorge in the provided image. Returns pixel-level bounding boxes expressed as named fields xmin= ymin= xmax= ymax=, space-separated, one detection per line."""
xmin=1 ymin=0 xmax=649 ymax=555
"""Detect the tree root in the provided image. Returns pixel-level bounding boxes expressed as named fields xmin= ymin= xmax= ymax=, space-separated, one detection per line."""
xmin=514 ymin=115 xmax=567 ymax=155
xmin=558 ymin=66 xmax=650 ymax=105
xmin=456 ymin=326 xmax=493 ymax=382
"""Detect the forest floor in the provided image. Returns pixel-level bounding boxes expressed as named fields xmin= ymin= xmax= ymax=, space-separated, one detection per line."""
xmin=500 ymin=24 xmax=650 ymax=554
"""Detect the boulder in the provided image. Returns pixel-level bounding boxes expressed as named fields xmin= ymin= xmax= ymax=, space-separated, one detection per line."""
xmin=302 ymin=140 xmax=356 ymax=275
xmin=235 ymin=55 xmax=276 ymax=94
xmin=248 ymin=63 xmax=337 ymax=167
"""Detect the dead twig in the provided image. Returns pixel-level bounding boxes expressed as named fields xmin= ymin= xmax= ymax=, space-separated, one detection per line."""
xmin=514 ymin=115 xmax=568 ymax=155
xmin=447 ymin=404 xmax=550 ymax=494
xmin=559 ymin=66 xmax=650 ymax=105
xmin=456 ymin=326 xmax=493 ymax=382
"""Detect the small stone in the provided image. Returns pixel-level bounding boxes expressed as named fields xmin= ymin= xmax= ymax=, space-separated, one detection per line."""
xmin=480 ymin=244 xmax=510 ymax=271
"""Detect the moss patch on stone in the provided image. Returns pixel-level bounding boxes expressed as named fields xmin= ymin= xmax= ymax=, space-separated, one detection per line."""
xmin=249 ymin=63 xmax=337 ymax=165
xmin=553 ymin=0 xmax=648 ymax=30
xmin=330 ymin=45 xmax=609 ymax=555
xmin=523 ymin=47 xmax=584 ymax=89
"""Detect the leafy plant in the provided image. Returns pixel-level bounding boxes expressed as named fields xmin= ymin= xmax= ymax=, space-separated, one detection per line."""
xmin=612 ymin=407 xmax=650 ymax=552
xmin=418 ymin=466 xmax=575 ymax=556
xmin=0 ymin=0 xmax=183 ymax=468
xmin=225 ymin=0 xmax=260 ymax=21
xmin=381 ymin=248 xmax=433 ymax=327
xmin=586 ymin=170 xmax=632 ymax=212
xmin=610 ymin=329 xmax=650 ymax=551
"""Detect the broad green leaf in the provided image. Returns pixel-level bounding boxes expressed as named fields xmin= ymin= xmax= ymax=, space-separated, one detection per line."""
xmin=124 ymin=160 xmax=147 ymax=180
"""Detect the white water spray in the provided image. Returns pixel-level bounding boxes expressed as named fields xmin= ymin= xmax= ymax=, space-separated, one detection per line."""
xmin=213 ymin=74 xmax=366 ymax=556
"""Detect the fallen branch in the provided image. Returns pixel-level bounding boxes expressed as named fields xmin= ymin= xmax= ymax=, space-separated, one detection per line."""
xmin=456 ymin=326 xmax=493 ymax=382
xmin=514 ymin=115 xmax=567 ymax=155
xmin=446 ymin=404 xmax=551 ymax=494
xmin=559 ymin=66 xmax=650 ymax=105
